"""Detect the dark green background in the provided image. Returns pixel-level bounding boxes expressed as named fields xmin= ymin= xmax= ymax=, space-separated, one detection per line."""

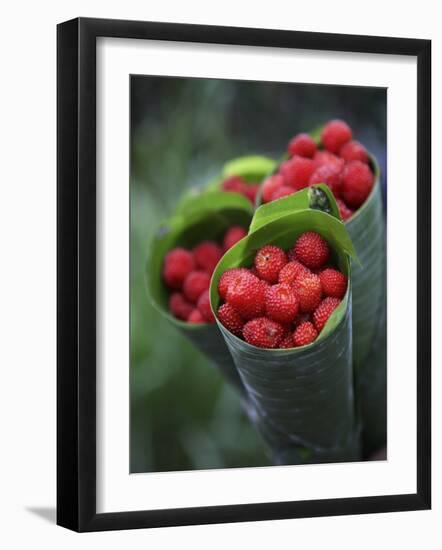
xmin=130 ymin=76 xmax=386 ymax=473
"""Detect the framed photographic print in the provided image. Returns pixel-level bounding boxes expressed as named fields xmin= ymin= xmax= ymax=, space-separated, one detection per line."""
xmin=57 ymin=17 xmax=431 ymax=532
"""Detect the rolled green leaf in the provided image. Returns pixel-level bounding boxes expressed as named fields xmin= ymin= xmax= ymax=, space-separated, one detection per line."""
xmin=210 ymin=187 xmax=361 ymax=464
xmin=258 ymin=134 xmax=387 ymax=455
xmin=342 ymin=156 xmax=386 ymax=454
xmin=146 ymin=191 xmax=254 ymax=393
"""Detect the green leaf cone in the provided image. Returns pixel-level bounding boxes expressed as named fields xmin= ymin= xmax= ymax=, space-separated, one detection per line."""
xmin=210 ymin=189 xmax=361 ymax=464
xmin=145 ymin=191 xmax=254 ymax=394
xmin=344 ymin=158 xmax=387 ymax=454
xmin=256 ymin=135 xmax=387 ymax=455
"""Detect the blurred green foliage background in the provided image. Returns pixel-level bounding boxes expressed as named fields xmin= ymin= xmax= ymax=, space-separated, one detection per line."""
xmin=130 ymin=76 xmax=386 ymax=473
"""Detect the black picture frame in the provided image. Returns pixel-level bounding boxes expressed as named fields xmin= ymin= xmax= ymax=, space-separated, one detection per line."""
xmin=57 ymin=17 xmax=431 ymax=532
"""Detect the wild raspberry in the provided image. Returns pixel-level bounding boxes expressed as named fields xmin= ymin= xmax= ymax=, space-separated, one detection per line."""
xmin=293 ymin=231 xmax=330 ymax=269
xmin=278 ymin=261 xmax=310 ymax=286
xmin=254 ymin=245 xmax=287 ymax=283
xmin=279 ymin=333 xmax=294 ymax=349
xmin=262 ymin=174 xmax=284 ymax=203
xmin=339 ymin=140 xmax=369 ymax=163
xmin=183 ymin=270 xmax=210 ymax=303
xmin=309 ymin=163 xmax=343 ymax=196
xmin=217 ymin=303 xmax=244 ymax=337
xmin=217 ymin=267 xmax=249 ymax=301
xmin=271 ymin=185 xmax=295 ymax=201
xmin=223 ymin=225 xmax=247 ymax=251
xmin=293 ymin=321 xmax=318 ymax=347
xmin=337 ymin=198 xmax=354 ymax=221
xmin=193 ymin=241 xmax=222 ymax=274
xmin=188 ymin=309 xmax=205 ymax=323
xmin=288 ymin=133 xmax=317 ymax=158
xmin=280 ymin=156 xmax=316 ymax=190
xmin=321 ymin=120 xmax=352 ymax=153
xmin=341 ymin=160 xmax=374 ymax=208
xmin=169 ymin=292 xmax=194 ymax=321
xmin=265 ymin=283 xmax=299 ymax=324
xmin=319 ymin=268 xmax=347 ymax=299
xmin=226 ymin=271 xmax=266 ymax=320
xmin=293 ymin=272 xmax=322 ymax=313
xmin=313 ymin=297 xmax=341 ymax=332
xmin=163 ymin=248 xmax=195 ymax=290
xmin=243 ymin=317 xmax=285 ymax=348
xmin=197 ymin=289 xmax=215 ymax=322
xmin=313 ymin=150 xmax=345 ymax=169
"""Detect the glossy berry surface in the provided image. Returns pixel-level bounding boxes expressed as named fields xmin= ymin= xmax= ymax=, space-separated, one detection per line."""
xmin=313 ymin=297 xmax=341 ymax=332
xmin=254 ymin=245 xmax=288 ymax=283
xmin=243 ymin=317 xmax=285 ymax=348
xmin=293 ymin=232 xmax=330 ymax=270
xmin=163 ymin=248 xmax=195 ymax=290
xmin=293 ymin=321 xmax=318 ymax=347
xmin=265 ymin=283 xmax=299 ymax=324
xmin=321 ymin=119 xmax=352 ymax=153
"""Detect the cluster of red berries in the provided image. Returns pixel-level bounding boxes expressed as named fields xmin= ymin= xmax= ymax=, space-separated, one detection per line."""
xmin=163 ymin=225 xmax=248 ymax=323
xmin=221 ymin=175 xmax=260 ymax=205
xmin=216 ymin=231 xmax=347 ymax=349
xmin=261 ymin=120 xmax=375 ymax=221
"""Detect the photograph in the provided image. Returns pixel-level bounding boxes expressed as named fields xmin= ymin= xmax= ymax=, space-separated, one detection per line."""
xmin=130 ymin=77 xmax=387 ymax=473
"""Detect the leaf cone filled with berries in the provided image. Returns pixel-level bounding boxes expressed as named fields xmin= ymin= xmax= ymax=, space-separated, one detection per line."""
xmin=215 ymin=232 xmax=347 ymax=350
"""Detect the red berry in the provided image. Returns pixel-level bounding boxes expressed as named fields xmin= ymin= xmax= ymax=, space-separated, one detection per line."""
xmin=313 ymin=150 xmax=345 ymax=169
xmin=278 ymin=261 xmax=310 ymax=286
xmin=309 ymin=163 xmax=343 ymax=196
xmin=293 ymin=272 xmax=322 ymax=313
xmin=265 ymin=283 xmax=299 ymax=324
xmin=163 ymin=248 xmax=195 ymax=290
xmin=288 ymin=133 xmax=317 ymax=158
xmin=319 ymin=268 xmax=347 ymax=299
xmin=337 ymin=198 xmax=354 ymax=221
xmin=188 ymin=309 xmax=205 ymax=324
xmin=226 ymin=271 xmax=266 ymax=320
xmin=243 ymin=317 xmax=285 ymax=348
xmin=223 ymin=225 xmax=247 ymax=251
xmin=193 ymin=241 xmax=222 ymax=274
xmin=341 ymin=160 xmax=374 ymax=208
xmin=217 ymin=303 xmax=244 ymax=337
xmin=321 ymin=120 xmax=352 ymax=153
xmin=183 ymin=270 xmax=210 ymax=303
xmin=313 ymin=297 xmax=341 ymax=332
xmin=280 ymin=156 xmax=316 ymax=190
xmin=262 ymin=175 xmax=284 ymax=203
xmin=339 ymin=140 xmax=369 ymax=163
xmin=293 ymin=321 xmax=318 ymax=347
xmin=244 ymin=183 xmax=260 ymax=203
xmin=222 ymin=175 xmax=247 ymax=194
xmin=217 ymin=267 xmax=249 ymax=301
xmin=254 ymin=245 xmax=287 ymax=283
xmin=271 ymin=185 xmax=295 ymax=201
xmin=294 ymin=231 xmax=330 ymax=269
xmin=169 ymin=292 xmax=194 ymax=321
xmin=197 ymin=289 xmax=215 ymax=322
xmin=279 ymin=333 xmax=294 ymax=348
